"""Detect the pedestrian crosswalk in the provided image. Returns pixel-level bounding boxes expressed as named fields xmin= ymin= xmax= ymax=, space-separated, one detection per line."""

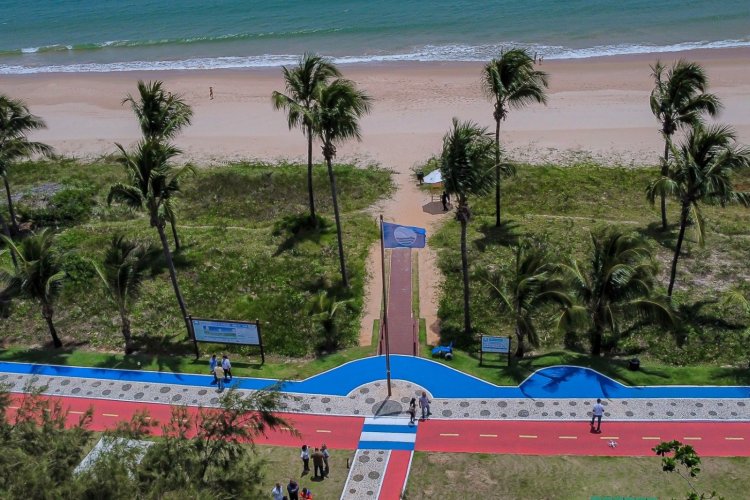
xmin=357 ymin=417 xmax=418 ymax=451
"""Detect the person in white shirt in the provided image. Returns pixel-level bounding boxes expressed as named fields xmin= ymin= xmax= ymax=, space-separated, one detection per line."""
xmin=221 ymin=354 xmax=232 ymax=381
xmin=271 ymin=482 xmax=284 ymax=500
xmin=591 ymin=398 xmax=605 ymax=432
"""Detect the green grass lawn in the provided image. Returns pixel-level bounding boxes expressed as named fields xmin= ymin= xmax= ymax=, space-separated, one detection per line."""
xmin=405 ymin=453 xmax=750 ymax=500
xmin=0 ymin=159 xmax=394 ymax=359
xmin=256 ymin=445 xmax=350 ymax=498
xmin=431 ymin=162 xmax=750 ymax=368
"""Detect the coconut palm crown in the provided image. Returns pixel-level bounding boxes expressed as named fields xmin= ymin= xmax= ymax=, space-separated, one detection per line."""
xmin=650 ymin=60 xmax=721 ymax=230
xmin=123 ymin=80 xmax=193 ymax=142
xmin=647 ymin=124 xmax=750 ymax=297
xmin=481 ymin=48 xmax=547 ymax=226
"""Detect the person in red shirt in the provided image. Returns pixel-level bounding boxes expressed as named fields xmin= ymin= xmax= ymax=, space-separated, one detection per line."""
xmin=300 ymin=487 xmax=313 ymax=499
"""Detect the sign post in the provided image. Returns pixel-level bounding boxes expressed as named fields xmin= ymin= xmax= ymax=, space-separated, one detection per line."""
xmin=480 ymin=335 xmax=512 ymax=366
xmin=190 ymin=317 xmax=265 ymax=364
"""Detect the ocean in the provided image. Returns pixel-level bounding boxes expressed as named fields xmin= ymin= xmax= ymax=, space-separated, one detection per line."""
xmin=1 ymin=0 xmax=748 ymax=74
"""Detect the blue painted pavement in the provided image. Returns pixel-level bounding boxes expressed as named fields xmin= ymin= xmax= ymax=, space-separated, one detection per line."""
xmin=1 ymin=356 xmax=749 ymax=399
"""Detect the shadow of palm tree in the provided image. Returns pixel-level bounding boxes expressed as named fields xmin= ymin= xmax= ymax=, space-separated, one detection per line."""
xmin=475 ymin=220 xmax=521 ymax=251
xmin=272 ymin=214 xmax=333 ymax=257
xmin=637 ymin=221 xmax=679 ymax=251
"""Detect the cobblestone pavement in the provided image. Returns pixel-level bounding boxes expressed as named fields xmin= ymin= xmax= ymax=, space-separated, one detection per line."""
xmin=341 ymin=449 xmax=389 ymax=499
xmin=2 ymin=371 xmax=749 ymax=421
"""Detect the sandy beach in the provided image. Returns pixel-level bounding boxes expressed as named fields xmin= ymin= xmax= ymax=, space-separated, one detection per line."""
xmin=2 ymin=47 xmax=749 ymax=344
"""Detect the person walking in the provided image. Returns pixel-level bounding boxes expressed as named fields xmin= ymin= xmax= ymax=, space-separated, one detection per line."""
xmin=440 ymin=191 xmax=449 ymax=211
xmin=222 ymin=354 xmax=232 ymax=381
xmin=209 ymin=354 xmax=218 ymax=382
xmin=271 ymin=482 xmax=284 ymax=500
xmin=209 ymin=86 xmax=214 ymax=100
xmin=408 ymin=397 xmax=417 ymax=424
xmin=311 ymin=447 xmax=324 ymax=479
xmin=287 ymin=478 xmax=299 ymax=500
xmin=419 ymin=391 xmax=431 ymax=420
xmin=300 ymin=444 xmax=310 ymax=475
xmin=321 ymin=444 xmax=330 ymax=477
xmin=214 ymin=363 xmax=225 ymax=392
xmin=591 ymin=398 xmax=605 ymax=433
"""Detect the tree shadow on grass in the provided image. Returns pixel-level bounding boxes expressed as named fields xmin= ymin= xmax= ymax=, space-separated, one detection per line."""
xmin=475 ymin=220 xmax=521 ymax=251
xmin=637 ymin=221 xmax=678 ymax=252
xmin=272 ymin=214 xmax=334 ymax=257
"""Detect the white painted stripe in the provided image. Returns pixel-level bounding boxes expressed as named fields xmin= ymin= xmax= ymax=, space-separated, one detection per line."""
xmin=359 ymin=432 xmax=417 ymax=443
xmin=364 ymin=417 xmax=412 ymax=426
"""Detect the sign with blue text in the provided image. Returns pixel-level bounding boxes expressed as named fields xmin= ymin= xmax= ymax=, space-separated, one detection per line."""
xmin=191 ymin=318 xmax=260 ymax=346
xmin=481 ymin=335 xmax=510 ymax=354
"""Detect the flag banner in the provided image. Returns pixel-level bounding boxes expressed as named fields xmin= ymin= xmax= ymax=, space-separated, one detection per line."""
xmin=382 ymin=222 xmax=426 ymax=249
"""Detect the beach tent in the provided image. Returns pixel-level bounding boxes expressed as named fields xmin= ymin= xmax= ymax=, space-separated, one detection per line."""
xmin=422 ymin=169 xmax=442 ymax=184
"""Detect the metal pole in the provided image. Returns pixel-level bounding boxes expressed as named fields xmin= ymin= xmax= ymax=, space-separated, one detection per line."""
xmin=380 ymin=215 xmax=392 ymax=397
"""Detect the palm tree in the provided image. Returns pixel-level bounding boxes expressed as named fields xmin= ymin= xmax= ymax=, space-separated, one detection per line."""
xmin=307 ymin=290 xmax=352 ymax=352
xmin=650 ymin=60 xmax=721 ymax=230
xmin=481 ymin=49 xmax=548 ymax=227
xmin=485 ymin=242 xmax=575 ymax=358
xmin=123 ymin=80 xmax=193 ymax=142
xmin=647 ymin=125 xmax=750 ymax=297
xmin=0 ymin=229 xmax=66 ymax=348
xmin=107 ymin=140 xmax=194 ymax=337
xmin=272 ymin=54 xmax=341 ymax=226
xmin=440 ymin=119 xmax=496 ymax=338
xmin=0 ymin=95 xmax=52 ymax=234
xmin=123 ymin=81 xmax=193 ymax=250
xmin=311 ymin=79 xmax=372 ymax=288
xmin=560 ymin=229 xmax=673 ymax=356
xmin=92 ymin=234 xmax=161 ymax=354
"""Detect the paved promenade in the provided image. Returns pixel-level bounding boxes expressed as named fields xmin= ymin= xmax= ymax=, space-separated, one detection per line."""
xmin=2 ymin=357 xmax=749 ymax=499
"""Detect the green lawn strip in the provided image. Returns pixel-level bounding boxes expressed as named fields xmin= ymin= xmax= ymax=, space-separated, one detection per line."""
xmin=431 ymin=162 xmax=750 ymax=367
xmin=0 ymin=344 xmax=377 ymax=381
xmin=256 ymin=445 xmax=351 ymax=498
xmin=405 ymin=453 xmax=748 ymax=500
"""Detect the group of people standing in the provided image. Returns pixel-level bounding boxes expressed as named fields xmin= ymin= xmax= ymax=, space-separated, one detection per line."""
xmin=271 ymin=444 xmax=330 ymax=500
xmin=408 ymin=391 xmax=432 ymax=424
xmin=208 ymin=353 xmax=233 ymax=392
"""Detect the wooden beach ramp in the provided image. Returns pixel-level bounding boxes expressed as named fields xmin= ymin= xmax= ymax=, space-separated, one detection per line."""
xmin=379 ymin=248 xmax=418 ymax=356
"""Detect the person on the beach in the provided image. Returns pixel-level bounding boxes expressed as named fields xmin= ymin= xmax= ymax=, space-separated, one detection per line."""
xmin=209 ymin=86 xmax=214 ymax=99
xmin=321 ymin=444 xmax=330 ymax=476
xmin=591 ymin=398 xmax=605 ymax=432
xmin=271 ymin=482 xmax=284 ymax=500
xmin=287 ymin=478 xmax=299 ymax=500
xmin=222 ymin=354 xmax=232 ymax=381
xmin=300 ymin=487 xmax=313 ymax=500
xmin=311 ymin=447 xmax=324 ymax=479
xmin=408 ymin=397 xmax=417 ymax=424
xmin=441 ymin=191 xmax=448 ymax=211
xmin=214 ymin=363 xmax=225 ymax=392
xmin=419 ymin=391 xmax=431 ymax=420
xmin=209 ymin=354 xmax=218 ymax=382
xmin=300 ymin=444 xmax=310 ymax=474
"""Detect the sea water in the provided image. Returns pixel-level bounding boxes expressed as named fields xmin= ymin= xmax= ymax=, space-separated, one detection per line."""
xmin=0 ymin=0 xmax=748 ymax=73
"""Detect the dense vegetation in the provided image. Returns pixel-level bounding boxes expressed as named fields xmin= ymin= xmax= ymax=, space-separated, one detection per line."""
xmin=432 ymin=161 xmax=750 ymax=366
xmin=0 ymin=158 xmax=393 ymax=356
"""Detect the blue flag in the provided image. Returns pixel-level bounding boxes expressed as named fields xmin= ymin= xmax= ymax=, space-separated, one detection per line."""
xmin=383 ymin=222 xmax=426 ymax=249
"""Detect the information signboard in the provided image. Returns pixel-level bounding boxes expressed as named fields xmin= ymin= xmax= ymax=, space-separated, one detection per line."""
xmin=189 ymin=317 xmax=264 ymax=363
xmin=480 ymin=335 xmax=512 ymax=366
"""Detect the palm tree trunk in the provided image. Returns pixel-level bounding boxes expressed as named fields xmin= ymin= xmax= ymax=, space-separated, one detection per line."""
xmin=307 ymin=129 xmax=317 ymax=225
xmin=660 ymin=139 xmax=670 ymax=230
xmin=325 ymin=154 xmax=348 ymax=288
xmin=2 ymin=175 xmax=18 ymax=235
xmin=0 ymin=212 xmax=17 ymax=268
xmin=42 ymin=305 xmax=62 ymax=348
xmin=155 ymin=220 xmax=192 ymax=337
xmin=668 ymin=202 xmax=690 ymax=297
xmin=119 ymin=306 xmax=134 ymax=354
xmin=514 ymin=324 xmax=525 ymax=358
xmin=495 ymin=118 xmax=501 ymax=227
xmin=459 ymin=212 xmax=471 ymax=337
xmin=591 ymin=321 xmax=604 ymax=357
xmin=170 ymin=219 xmax=181 ymax=251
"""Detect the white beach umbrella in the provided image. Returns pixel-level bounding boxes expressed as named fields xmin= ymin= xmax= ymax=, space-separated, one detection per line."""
xmin=422 ymin=169 xmax=442 ymax=184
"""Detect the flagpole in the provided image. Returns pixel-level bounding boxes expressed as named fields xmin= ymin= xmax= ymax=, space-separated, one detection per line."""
xmin=379 ymin=215 xmax=392 ymax=397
